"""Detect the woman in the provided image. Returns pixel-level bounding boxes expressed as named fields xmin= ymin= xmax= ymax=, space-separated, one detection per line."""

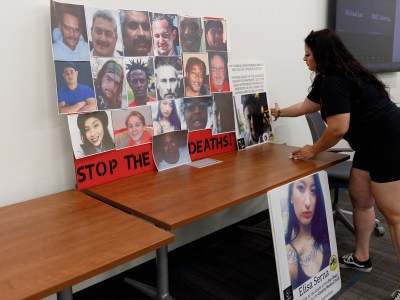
xmin=271 ymin=29 xmax=400 ymax=299
xmin=76 ymin=111 xmax=115 ymax=157
xmin=125 ymin=111 xmax=152 ymax=147
xmin=285 ymin=174 xmax=330 ymax=289
xmin=153 ymin=99 xmax=181 ymax=135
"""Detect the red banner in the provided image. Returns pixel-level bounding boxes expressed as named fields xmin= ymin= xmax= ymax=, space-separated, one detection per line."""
xmin=74 ymin=130 xmax=236 ymax=190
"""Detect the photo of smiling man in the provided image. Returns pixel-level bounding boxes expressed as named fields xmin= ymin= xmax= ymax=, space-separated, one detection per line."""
xmin=85 ymin=7 xmax=123 ymax=57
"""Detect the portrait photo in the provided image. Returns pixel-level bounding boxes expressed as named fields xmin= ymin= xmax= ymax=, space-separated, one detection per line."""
xmin=154 ymin=56 xmax=184 ymax=100
xmin=234 ymin=92 xmax=273 ymax=149
xmin=183 ymin=53 xmax=211 ymax=98
xmin=212 ymin=92 xmax=235 ymax=134
xmin=267 ymin=172 xmax=340 ymax=298
xmin=149 ymin=12 xmax=181 ymax=56
xmin=85 ymin=7 xmax=123 ymax=57
xmin=54 ymin=60 xmax=97 ymax=114
xmin=111 ymin=106 xmax=153 ymax=149
xmin=204 ymin=18 xmax=228 ymax=52
xmin=180 ymin=96 xmax=213 ymax=132
xmin=91 ymin=57 xmax=127 ymax=110
xmin=152 ymin=130 xmax=191 ymax=171
xmin=178 ymin=15 xmax=205 ymax=53
xmin=208 ymin=51 xmax=230 ymax=93
xmin=119 ymin=10 xmax=153 ymax=57
xmin=51 ymin=1 xmax=90 ymax=61
xmin=124 ymin=56 xmax=156 ymax=107
xmin=277 ymin=173 xmax=332 ymax=290
xmin=67 ymin=110 xmax=115 ymax=159
xmin=150 ymin=99 xmax=182 ymax=136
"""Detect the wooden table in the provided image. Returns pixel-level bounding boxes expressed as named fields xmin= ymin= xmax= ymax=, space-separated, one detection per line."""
xmin=86 ymin=143 xmax=349 ymax=230
xmin=0 ymin=190 xmax=174 ymax=300
xmin=85 ymin=143 xmax=349 ymax=299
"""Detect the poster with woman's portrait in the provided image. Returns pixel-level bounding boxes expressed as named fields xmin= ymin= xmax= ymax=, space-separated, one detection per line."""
xmin=149 ymin=99 xmax=183 ymax=136
xmin=68 ymin=111 xmax=115 ymax=159
xmin=267 ymin=171 xmax=341 ymax=300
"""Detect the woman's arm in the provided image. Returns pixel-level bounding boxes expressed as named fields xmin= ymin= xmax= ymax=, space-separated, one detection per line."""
xmin=291 ymin=113 xmax=350 ymax=159
xmin=271 ymin=99 xmax=320 ymax=120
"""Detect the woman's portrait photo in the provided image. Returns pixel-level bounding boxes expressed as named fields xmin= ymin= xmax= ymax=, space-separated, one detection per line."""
xmin=150 ymin=99 xmax=182 ymax=136
xmin=282 ymin=173 xmax=331 ymax=289
xmin=111 ymin=106 xmax=153 ymax=149
xmin=68 ymin=111 xmax=115 ymax=159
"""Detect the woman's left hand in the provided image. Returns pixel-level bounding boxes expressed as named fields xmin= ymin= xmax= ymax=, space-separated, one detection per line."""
xmin=290 ymin=145 xmax=316 ymax=159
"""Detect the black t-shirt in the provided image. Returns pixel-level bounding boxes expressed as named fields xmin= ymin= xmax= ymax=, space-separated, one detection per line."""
xmin=307 ymin=74 xmax=400 ymax=150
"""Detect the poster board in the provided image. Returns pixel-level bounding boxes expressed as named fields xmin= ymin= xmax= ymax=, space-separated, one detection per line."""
xmin=267 ymin=171 xmax=341 ymax=300
xmin=228 ymin=63 xmax=275 ymax=150
xmin=50 ymin=1 xmax=239 ymax=188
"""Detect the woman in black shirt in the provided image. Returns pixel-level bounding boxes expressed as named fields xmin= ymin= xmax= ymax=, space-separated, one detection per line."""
xmin=271 ymin=29 xmax=400 ymax=300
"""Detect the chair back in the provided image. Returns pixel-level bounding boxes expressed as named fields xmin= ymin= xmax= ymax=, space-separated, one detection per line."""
xmin=305 ymin=112 xmax=326 ymax=143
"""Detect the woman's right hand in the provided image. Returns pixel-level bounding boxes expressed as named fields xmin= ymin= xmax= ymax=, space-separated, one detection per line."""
xmin=270 ymin=103 xmax=281 ymax=121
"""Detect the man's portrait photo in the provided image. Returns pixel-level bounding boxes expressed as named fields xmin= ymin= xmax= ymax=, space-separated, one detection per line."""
xmin=154 ymin=56 xmax=184 ymax=100
xmin=152 ymin=130 xmax=191 ymax=171
xmin=183 ymin=53 xmax=211 ymax=98
xmin=178 ymin=16 xmax=205 ymax=53
xmin=181 ymin=96 xmax=213 ymax=132
xmin=91 ymin=57 xmax=126 ymax=110
xmin=51 ymin=1 xmax=90 ymax=60
xmin=208 ymin=51 xmax=230 ymax=93
xmin=150 ymin=13 xmax=181 ymax=56
xmin=204 ymin=18 xmax=228 ymax=52
xmin=85 ymin=7 xmax=123 ymax=57
xmin=55 ymin=61 xmax=97 ymax=114
xmin=234 ymin=92 xmax=273 ymax=148
xmin=124 ymin=57 xmax=156 ymax=107
xmin=212 ymin=92 xmax=235 ymax=134
xmin=119 ymin=10 xmax=153 ymax=57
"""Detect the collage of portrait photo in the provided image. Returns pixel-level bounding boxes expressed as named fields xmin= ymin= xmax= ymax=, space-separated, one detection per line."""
xmin=51 ymin=1 xmax=250 ymax=170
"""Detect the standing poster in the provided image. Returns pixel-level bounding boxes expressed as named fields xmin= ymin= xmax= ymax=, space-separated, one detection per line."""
xmin=267 ymin=171 xmax=341 ymax=300
xmin=228 ymin=63 xmax=274 ymax=150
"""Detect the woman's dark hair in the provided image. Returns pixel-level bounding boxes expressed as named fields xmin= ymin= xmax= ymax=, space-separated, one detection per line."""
xmin=77 ymin=111 xmax=114 ymax=155
xmin=156 ymin=100 xmax=181 ymax=130
xmin=305 ymin=29 xmax=388 ymax=97
xmin=125 ymin=110 xmax=145 ymax=128
xmin=285 ymin=174 xmax=329 ymax=246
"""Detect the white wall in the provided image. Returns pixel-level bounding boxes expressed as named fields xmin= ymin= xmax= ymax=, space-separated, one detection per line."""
xmin=1 ymin=0 xmax=399 ymax=297
xmin=2 ymin=0 xmax=399 ymax=205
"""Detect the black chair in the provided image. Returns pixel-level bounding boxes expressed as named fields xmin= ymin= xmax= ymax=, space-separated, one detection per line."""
xmin=305 ymin=112 xmax=385 ymax=236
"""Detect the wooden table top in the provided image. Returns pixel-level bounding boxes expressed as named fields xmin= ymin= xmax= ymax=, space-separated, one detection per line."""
xmin=85 ymin=143 xmax=349 ymax=230
xmin=0 ymin=190 xmax=174 ymax=300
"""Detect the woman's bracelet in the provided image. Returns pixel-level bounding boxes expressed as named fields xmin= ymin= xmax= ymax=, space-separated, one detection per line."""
xmin=277 ymin=109 xmax=281 ymax=118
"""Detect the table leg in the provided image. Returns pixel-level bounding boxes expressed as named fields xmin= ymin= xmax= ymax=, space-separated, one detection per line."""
xmin=124 ymin=245 xmax=175 ymax=300
xmin=57 ymin=287 xmax=73 ymax=300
